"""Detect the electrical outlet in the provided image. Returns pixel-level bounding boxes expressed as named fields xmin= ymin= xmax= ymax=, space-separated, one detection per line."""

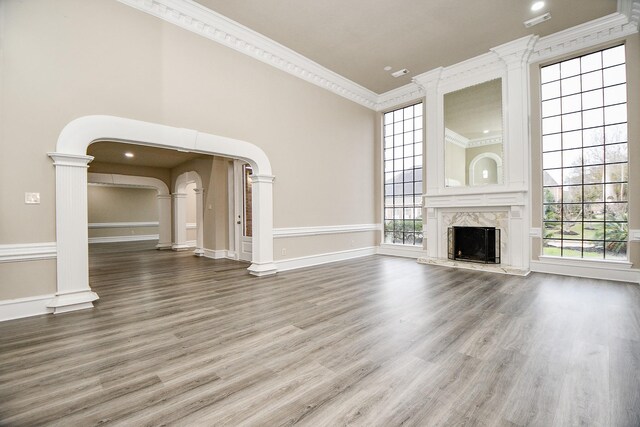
xmin=281 ymin=248 xmax=286 ymax=256
xmin=25 ymin=192 xmax=40 ymax=204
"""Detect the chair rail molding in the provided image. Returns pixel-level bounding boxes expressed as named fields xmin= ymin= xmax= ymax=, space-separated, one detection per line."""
xmin=273 ymin=224 xmax=381 ymax=238
xmin=0 ymin=242 xmax=57 ymax=263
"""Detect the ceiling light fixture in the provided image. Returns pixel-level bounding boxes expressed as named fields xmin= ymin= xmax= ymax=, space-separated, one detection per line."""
xmin=124 ymin=152 xmax=134 ymax=158
xmin=483 ymin=129 xmax=490 ymax=134
xmin=524 ymin=12 xmax=551 ymax=28
xmin=531 ymin=1 xmax=545 ymax=12
xmin=384 ymin=66 xmax=392 ymax=71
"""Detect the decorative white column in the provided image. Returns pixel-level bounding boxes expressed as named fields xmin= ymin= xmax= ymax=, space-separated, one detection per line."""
xmin=413 ymin=68 xmax=443 ymax=258
xmin=193 ymin=188 xmax=204 ymax=256
xmin=171 ymin=193 xmax=189 ymax=250
xmin=47 ymin=153 xmax=99 ymax=314
xmin=491 ymin=35 xmax=538 ymax=271
xmin=247 ymin=174 xmax=277 ymax=276
xmin=156 ymin=194 xmax=172 ymax=249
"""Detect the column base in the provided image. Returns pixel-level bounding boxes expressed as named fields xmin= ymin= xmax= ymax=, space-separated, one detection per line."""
xmin=193 ymin=248 xmax=204 ymax=257
xmin=156 ymin=243 xmax=172 ymax=250
xmin=248 ymin=262 xmax=278 ymax=277
xmin=47 ymin=290 xmax=99 ymax=314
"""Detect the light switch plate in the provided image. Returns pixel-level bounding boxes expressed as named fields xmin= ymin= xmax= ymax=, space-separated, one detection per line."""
xmin=25 ymin=192 xmax=40 ymax=204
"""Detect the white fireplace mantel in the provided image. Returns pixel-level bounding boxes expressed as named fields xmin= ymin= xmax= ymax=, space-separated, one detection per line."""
xmin=413 ymin=36 xmax=535 ymax=274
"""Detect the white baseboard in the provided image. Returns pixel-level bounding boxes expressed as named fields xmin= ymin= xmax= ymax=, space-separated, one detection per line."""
xmin=531 ymin=257 xmax=640 ymax=284
xmin=89 ymin=234 xmax=159 ymax=244
xmin=275 ymin=246 xmax=377 ymax=272
xmin=377 ymin=244 xmax=427 ymax=259
xmin=203 ymin=248 xmax=229 ymax=259
xmin=0 ymin=294 xmax=55 ymax=321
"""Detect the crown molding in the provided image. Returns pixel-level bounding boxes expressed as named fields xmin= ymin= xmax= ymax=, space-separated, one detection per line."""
xmin=445 ymin=128 xmax=502 ymax=149
xmin=118 ymin=0 xmax=639 ymax=112
xmin=376 ymin=83 xmax=425 ymax=112
xmin=117 ymin=0 xmax=379 ymax=109
xmin=529 ymin=12 xmax=638 ymax=64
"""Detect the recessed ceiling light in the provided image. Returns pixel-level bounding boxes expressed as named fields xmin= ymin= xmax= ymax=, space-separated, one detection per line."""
xmin=483 ymin=129 xmax=490 ymax=134
xmin=124 ymin=152 xmax=134 ymax=158
xmin=531 ymin=1 xmax=545 ymax=12
xmin=384 ymin=66 xmax=392 ymax=71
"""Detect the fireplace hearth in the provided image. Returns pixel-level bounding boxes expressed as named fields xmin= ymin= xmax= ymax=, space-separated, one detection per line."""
xmin=448 ymin=226 xmax=500 ymax=264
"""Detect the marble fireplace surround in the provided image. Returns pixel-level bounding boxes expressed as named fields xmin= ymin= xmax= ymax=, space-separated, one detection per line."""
xmin=418 ymin=190 xmax=530 ymax=276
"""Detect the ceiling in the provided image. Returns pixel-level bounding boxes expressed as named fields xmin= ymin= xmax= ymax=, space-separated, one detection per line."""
xmin=87 ymin=141 xmax=210 ymax=169
xmin=445 ymin=79 xmax=502 ymax=141
xmin=194 ymin=0 xmax=617 ymax=94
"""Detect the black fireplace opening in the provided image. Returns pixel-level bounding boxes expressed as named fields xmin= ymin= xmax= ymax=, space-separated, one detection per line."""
xmin=448 ymin=226 xmax=500 ymax=264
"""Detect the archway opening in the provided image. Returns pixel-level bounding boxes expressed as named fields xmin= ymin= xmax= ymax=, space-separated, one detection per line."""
xmin=48 ymin=115 xmax=276 ymax=314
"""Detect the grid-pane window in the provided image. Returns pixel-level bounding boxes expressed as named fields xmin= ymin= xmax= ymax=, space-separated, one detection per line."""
xmin=383 ymin=103 xmax=423 ymax=245
xmin=541 ymin=45 xmax=628 ymax=259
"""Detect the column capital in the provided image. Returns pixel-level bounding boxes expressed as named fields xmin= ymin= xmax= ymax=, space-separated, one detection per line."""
xmin=491 ymin=35 xmax=538 ymax=68
xmin=48 ymin=152 xmax=94 ymax=167
xmin=172 ymin=193 xmax=188 ymax=199
xmin=251 ymin=174 xmax=275 ymax=184
xmin=157 ymin=194 xmax=172 ymax=200
xmin=193 ymin=188 xmax=205 ymax=194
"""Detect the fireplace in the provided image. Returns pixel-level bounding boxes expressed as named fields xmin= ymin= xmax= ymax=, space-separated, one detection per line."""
xmin=448 ymin=226 xmax=500 ymax=264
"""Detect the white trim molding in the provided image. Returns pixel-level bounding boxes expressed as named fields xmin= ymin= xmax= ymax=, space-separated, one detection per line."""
xmin=0 ymin=242 xmax=57 ymax=263
xmin=88 ymin=221 xmax=159 ymax=229
xmin=202 ymin=248 xmax=235 ymax=260
xmin=88 ymin=173 xmax=169 ymax=195
xmin=275 ymin=247 xmax=377 ymax=272
xmin=531 ymin=257 xmax=640 ymax=284
xmin=89 ymin=234 xmax=159 ymax=244
xmin=0 ymin=294 xmax=55 ymax=322
xmin=377 ymin=244 xmax=427 ymax=259
xmin=117 ymin=0 xmax=378 ymax=110
xmin=116 ymin=0 xmax=638 ymax=112
xmin=273 ymin=224 xmax=381 ymax=238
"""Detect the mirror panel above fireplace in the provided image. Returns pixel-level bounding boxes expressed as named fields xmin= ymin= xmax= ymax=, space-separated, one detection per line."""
xmin=444 ymin=79 xmax=504 ymax=187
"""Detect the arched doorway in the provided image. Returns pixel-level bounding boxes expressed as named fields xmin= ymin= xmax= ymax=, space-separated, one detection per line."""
xmin=47 ymin=115 xmax=276 ymax=314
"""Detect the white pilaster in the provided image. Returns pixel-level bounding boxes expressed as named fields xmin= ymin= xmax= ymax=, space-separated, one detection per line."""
xmin=247 ymin=174 xmax=277 ymax=276
xmin=172 ymin=193 xmax=189 ymax=250
xmin=47 ymin=153 xmax=99 ymax=314
xmin=156 ymin=194 xmax=172 ymax=249
xmin=193 ymin=188 xmax=204 ymax=256
xmin=413 ymin=68 xmax=442 ymax=258
xmin=491 ymin=35 xmax=537 ymax=272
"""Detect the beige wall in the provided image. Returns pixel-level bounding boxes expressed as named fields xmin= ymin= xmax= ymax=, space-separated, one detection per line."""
xmin=529 ymin=34 xmax=639 ymax=266
xmin=0 ymin=0 xmax=376 ymax=300
xmin=87 ymin=186 xmax=159 ymax=239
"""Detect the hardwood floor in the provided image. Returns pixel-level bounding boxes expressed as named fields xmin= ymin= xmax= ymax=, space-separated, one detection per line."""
xmin=1 ymin=242 xmax=639 ymax=426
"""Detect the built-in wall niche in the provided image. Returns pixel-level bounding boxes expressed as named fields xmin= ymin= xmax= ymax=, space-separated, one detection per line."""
xmin=444 ymin=78 xmax=504 ymax=187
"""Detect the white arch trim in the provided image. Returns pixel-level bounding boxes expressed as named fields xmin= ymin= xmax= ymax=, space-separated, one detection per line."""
xmin=88 ymin=173 xmax=172 ymax=249
xmin=88 ymin=172 xmax=170 ymax=195
xmin=48 ymin=115 xmax=276 ymax=315
xmin=58 ymin=115 xmax=272 ymax=175
xmin=469 ymin=152 xmax=503 ymax=186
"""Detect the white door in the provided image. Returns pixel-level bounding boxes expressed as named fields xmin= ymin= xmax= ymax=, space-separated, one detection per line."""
xmin=234 ymin=161 xmax=253 ymax=262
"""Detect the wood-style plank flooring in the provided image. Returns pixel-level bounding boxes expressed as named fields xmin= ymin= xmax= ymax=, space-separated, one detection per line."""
xmin=1 ymin=242 xmax=639 ymax=426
